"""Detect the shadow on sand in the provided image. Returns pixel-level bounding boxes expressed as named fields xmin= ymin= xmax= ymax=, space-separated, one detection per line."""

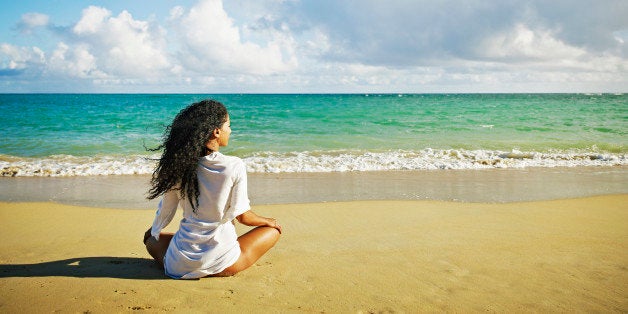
xmin=0 ymin=256 xmax=166 ymax=280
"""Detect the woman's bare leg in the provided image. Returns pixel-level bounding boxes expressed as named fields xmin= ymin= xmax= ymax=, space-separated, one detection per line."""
xmin=145 ymin=232 xmax=174 ymax=268
xmin=212 ymin=226 xmax=280 ymax=277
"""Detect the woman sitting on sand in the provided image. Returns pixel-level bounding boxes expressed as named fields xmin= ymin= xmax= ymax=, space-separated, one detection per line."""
xmin=143 ymin=99 xmax=281 ymax=278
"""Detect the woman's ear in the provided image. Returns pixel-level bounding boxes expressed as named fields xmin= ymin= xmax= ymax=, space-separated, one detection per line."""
xmin=212 ymin=128 xmax=221 ymax=138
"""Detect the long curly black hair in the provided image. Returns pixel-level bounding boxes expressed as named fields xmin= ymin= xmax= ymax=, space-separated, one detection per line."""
xmin=147 ymin=99 xmax=229 ymax=210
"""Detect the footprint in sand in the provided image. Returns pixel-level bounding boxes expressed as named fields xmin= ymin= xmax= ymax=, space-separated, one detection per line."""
xmin=439 ymin=260 xmax=470 ymax=279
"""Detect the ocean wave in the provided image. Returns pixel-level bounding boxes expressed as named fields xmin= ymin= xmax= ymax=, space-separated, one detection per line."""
xmin=243 ymin=149 xmax=627 ymax=172
xmin=0 ymin=154 xmax=158 ymax=177
xmin=1 ymin=149 xmax=626 ymax=177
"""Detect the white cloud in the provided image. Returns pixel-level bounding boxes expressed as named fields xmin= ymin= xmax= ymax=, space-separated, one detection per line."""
xmin=72 ymin=6 xmax=110 ymax=35
xmin=70 ymin=6 xmax=171 ymax=77
xmin=480 ymin=24 xmax=587 ymax=61
xmin=17 ymin=13 xmax=50 ymax=34
xmin=475 ymin=23 xmax=628 ymax=80
xmin=49 ymin=42 xmax=105 ymax=78
xmin=171 ymin=0 xmax=297 ymax=75
xmin=0 ymin=43 xmax=45 ymax=70
xmin=0 ymin=0 xmax=626 ymax=92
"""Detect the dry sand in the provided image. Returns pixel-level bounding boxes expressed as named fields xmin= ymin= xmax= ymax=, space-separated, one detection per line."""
xmin=1 ymin=195 xmax=627 ymax=312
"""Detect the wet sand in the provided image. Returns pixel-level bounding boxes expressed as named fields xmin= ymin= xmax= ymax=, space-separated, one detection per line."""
xmin=0 ymin=166 xmax=626 ymax=208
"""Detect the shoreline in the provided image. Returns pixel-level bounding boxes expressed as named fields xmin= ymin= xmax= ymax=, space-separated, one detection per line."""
xmin=1 ymin=195 xmax=626 ymax=312
xmin=0 ymin=166 xmax=626 ymax=209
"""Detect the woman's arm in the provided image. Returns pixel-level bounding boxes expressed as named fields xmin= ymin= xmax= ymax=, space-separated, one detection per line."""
xmin=236 ymin=210 xmax=282 ymax=234
xmin=146 ymin=189 xmax=179 ymax=242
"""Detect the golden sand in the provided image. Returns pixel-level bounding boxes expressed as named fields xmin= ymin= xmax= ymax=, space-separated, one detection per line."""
xmin=1 ymin=195 xmax=626 ymax=312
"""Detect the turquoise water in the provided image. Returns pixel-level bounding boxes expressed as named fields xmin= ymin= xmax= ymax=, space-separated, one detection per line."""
xmin=1 ymin=93 xmax=626 ymax=175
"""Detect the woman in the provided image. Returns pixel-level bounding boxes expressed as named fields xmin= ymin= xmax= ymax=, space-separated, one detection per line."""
xmin=143 ymin=99 xmax=281 ymax=278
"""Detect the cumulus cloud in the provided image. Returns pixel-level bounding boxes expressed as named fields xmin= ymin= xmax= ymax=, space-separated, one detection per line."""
xmin=48 ymin=42 xmax=105 ymax=78
xmin=291 ymin=0 xmax=627 ymax=66
xmin=170 ymin=0 xmax=297 ymax=75
xmin=0 ymin=43 xmax=45 ymax=75
xmin=16 ymin=13 xmax=50 ymax=34
xmin=480 ymin=24 xmax=586 ymax=61
xmin=1 ymin=6 xmax=173 ymax=80
xmin=1 ymin=0 xmax=298 ymax=85
xmin=0 ymin=0 xmax=626 ymax=92
xmin=275 ymin=0 xmax=627 ymax=92
xmin=69 ymin=6 xmax=171 ymax=77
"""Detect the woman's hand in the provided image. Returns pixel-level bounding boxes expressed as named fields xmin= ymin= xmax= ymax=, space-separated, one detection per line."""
xmin=265 ymin=217 xmax=282 ymax=234
xmin=237 ymin=211 xmax=282 ymax=234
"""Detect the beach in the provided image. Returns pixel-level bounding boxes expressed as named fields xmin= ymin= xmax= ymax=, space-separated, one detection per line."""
xmin=1 ymin=0 xmax=627 ymax=306
xmin=1 ymin=168 xmax=627 ymax=312
xmin=1 ymin=93 xmax=626 ymax=312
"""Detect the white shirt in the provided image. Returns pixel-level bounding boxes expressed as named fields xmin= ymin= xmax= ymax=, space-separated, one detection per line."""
xmin=150 ymin=152 xmax=251 ymax=279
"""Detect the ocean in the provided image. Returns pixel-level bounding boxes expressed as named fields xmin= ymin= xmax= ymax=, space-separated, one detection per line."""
xmin=1 ymin=93 xmax=626 ymax=176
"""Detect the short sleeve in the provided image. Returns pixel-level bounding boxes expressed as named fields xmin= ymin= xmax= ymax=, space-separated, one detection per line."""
xmin=229 ymin=160 xmax=251 ymax=217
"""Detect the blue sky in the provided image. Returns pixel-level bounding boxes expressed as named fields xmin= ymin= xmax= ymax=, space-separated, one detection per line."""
xmin=1 ymin=0 xmax=626 ymax=93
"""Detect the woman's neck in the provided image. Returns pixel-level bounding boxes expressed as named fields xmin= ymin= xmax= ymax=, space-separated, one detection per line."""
xmin=205 ymin=140 xmax=220 ymax=155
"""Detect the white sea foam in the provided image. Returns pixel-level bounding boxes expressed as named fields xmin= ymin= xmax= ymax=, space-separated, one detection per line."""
xmin=243 ymin=149 xmax=626 ymax=173
xmin=1 ymin=149 xmax=626 ymax=177
xmin=0 ymin=154 xmax=158 ymax=177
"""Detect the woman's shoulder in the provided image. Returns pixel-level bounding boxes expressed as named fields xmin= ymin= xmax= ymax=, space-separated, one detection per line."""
xmin=210 ymin=152 xmax=246 ymax=172
xmin=200 ymin=152 xmax=244 ymax=169
xmin=218 ymin=152 xmax=244 ymax=164
xmin=219 ymin=154 xmax=247 ymax=180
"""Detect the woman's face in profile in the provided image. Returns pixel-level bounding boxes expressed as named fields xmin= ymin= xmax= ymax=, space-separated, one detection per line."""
xmin=218 ymin=115 xmax=231 ymax=147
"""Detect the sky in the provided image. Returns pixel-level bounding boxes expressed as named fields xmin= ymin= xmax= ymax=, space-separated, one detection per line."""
xmin=0 ymin=0 xmax=626 ymax=93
